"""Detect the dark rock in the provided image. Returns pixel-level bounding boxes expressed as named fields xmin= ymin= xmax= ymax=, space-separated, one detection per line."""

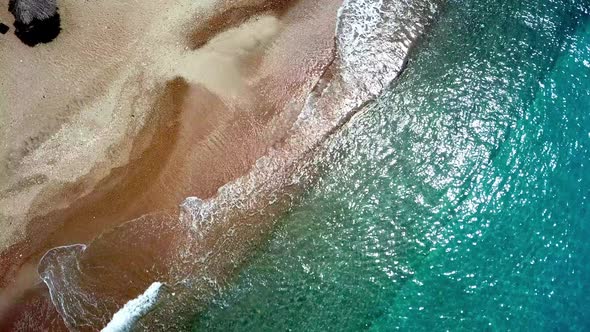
xmin=8 ymin=0 xmax=61 ymax=46
xmin=12 ymin=12 xmax=61 ymax=47
xmin=0 ymin=23 xmax=9 ymax=34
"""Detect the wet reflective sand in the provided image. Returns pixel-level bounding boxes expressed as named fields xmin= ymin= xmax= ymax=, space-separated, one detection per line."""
xmin=0 ymin=0 xmax=342 ymax=329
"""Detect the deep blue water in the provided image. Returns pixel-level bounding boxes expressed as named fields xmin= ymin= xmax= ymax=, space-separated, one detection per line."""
xmin=192 ymin=0 xmax=590 ymax=330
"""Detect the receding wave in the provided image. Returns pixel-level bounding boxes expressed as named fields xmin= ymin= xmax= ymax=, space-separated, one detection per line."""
xmin=38 ymin=0 xmax=441 ymax=330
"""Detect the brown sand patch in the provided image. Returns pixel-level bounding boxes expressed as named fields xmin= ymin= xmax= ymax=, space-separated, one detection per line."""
xmin=189 ymin=0 xmax=296 ymax=49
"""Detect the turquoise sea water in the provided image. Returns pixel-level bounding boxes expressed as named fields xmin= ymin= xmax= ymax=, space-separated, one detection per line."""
xmin=192 ymin=0 xmax=590 ymax=330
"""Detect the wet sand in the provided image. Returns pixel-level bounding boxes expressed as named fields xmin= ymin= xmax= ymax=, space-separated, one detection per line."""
xmin=0 ymin=0 xmax=342 ymax=329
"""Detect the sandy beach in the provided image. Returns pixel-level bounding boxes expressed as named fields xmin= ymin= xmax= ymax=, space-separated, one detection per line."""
xmin=0 ymin=0 xmax=342 ymax=329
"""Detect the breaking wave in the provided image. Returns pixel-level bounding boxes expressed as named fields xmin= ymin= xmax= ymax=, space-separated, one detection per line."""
xmin=38 ymin=0 xmax=442 ymax=330
xmin=101 ymin=282 xmax=162 ymax=332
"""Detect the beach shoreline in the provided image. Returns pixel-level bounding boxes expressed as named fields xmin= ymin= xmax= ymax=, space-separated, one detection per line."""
xmin=0 ymin=0 xmax=343 ymax=328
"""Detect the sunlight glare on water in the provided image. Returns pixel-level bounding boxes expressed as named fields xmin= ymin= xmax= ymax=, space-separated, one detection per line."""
xmin=192 ymin=0 xmax=590 ymax=330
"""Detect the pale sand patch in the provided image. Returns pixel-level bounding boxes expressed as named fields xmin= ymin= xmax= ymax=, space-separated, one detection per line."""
xmin=174 ymin=15 xmax=282 ymax=103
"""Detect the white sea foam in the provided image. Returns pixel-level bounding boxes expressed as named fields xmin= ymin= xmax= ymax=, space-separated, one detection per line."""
xmin=101 ymin=282 xmax=163 ymax=332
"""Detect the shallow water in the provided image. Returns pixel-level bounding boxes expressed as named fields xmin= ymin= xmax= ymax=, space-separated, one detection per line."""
xmin=192 ymin=0 xmax=590 ymax=330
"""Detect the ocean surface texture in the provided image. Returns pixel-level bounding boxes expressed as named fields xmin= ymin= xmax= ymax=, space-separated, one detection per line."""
xmin=191 ymin=0 xmax=590 ymax=330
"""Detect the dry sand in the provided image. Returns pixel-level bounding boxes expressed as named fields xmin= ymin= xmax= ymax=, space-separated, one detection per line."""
xmin=0 ymin=0 xmax=342 ymax=329
xmin=0 ymin=0 xmax=215 ymax=253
